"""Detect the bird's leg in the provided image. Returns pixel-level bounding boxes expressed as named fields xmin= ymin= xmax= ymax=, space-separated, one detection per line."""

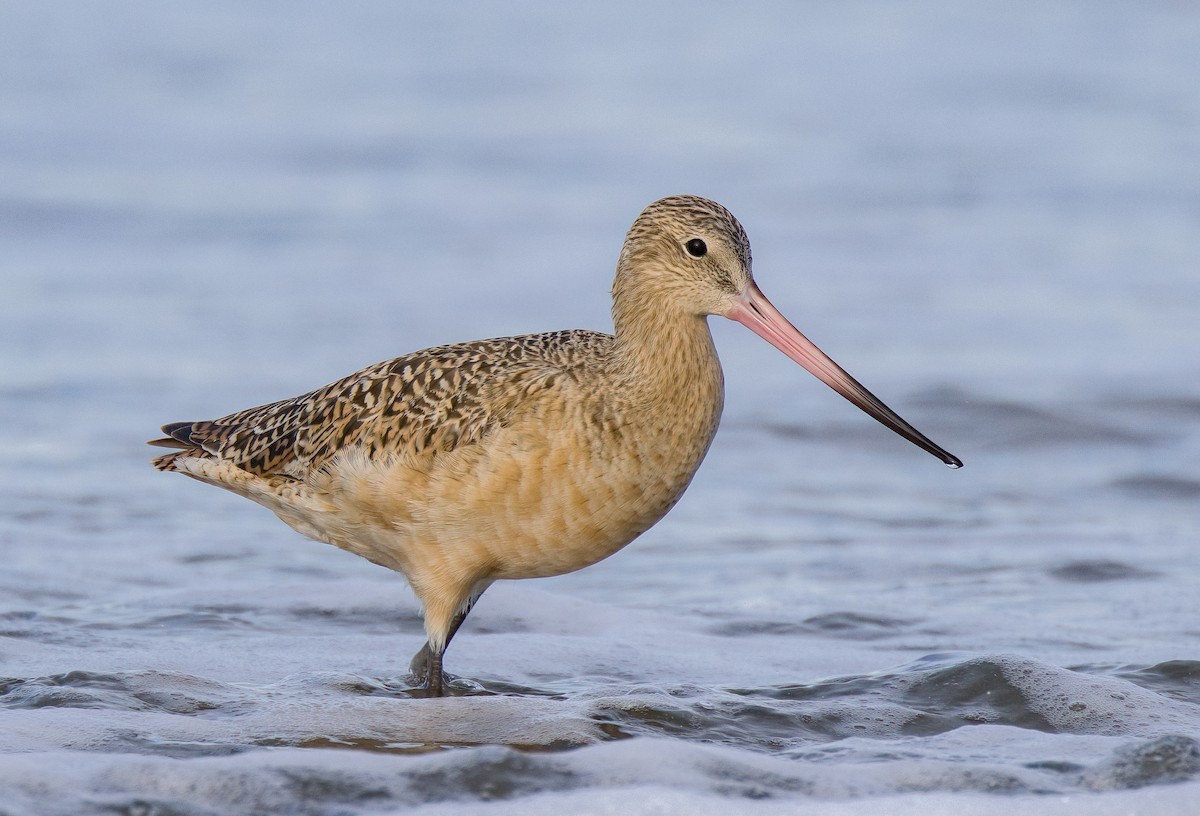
xmin=408 ymin=600 xmax=475 ymax=696
xmin=422 ymin=648 xmax=446 ymax=697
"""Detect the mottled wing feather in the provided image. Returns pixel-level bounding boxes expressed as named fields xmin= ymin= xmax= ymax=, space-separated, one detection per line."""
xmin=157 ymin=330 xmax=611 ymax=478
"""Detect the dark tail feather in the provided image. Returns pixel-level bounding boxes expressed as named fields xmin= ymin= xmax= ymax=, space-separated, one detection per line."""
xmin=150 ymin=421 xmax=202 ymax=470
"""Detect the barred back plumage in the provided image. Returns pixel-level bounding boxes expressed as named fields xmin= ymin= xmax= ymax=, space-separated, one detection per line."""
xmin=151 ymin=329 xmax=614 ymax=477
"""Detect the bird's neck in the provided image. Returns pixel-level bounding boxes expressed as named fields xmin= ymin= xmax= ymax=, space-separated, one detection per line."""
xmin=609 ymin=274 xmax=725 ymax=419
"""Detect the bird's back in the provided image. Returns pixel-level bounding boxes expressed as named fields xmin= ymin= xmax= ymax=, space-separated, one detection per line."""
xmin=151 ymin=329 xmax=614 ymax=480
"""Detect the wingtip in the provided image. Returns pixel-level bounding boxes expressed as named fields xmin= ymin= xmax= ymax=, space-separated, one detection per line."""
xmin=160 ymin=421 xmax=195 ymax=442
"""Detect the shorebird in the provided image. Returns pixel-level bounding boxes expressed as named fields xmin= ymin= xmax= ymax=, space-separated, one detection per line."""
xmin=150 ymin=195 xmax=960 ymax=695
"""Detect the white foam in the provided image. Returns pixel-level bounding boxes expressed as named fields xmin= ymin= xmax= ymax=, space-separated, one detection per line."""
xmin=995 ymin=655 xmax=1200 ymax=737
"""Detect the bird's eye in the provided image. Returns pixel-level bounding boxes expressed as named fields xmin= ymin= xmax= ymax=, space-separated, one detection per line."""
xmin=684 ymin=238 xmax=708 ymax=258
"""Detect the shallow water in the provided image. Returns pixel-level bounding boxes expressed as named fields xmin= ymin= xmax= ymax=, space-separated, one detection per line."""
xmin=3 ymin=1 xmax=1200 ymax=813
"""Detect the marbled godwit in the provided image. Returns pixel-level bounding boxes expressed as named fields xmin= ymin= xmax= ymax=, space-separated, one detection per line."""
xmin=150 ymin=195 xmax=960 ymax=695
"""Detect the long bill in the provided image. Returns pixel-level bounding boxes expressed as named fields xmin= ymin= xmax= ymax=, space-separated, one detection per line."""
xmin=725 ymin=281 xmax=962 ymax=468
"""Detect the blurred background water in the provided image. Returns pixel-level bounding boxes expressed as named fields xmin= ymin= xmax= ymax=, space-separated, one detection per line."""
xmin=2 ymin=1 xmax=1199 ymax=814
